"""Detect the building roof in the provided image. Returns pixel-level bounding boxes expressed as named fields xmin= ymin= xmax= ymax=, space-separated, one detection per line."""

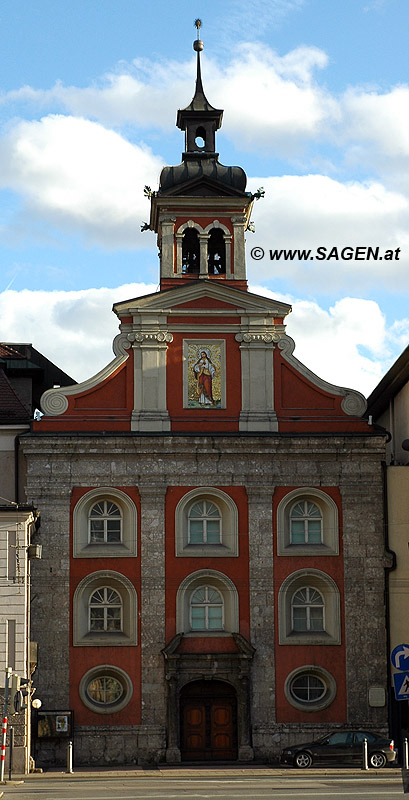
xmin=367 ymin=345 xmax=409 ymax=417
xmin=0 ymin=343 xmax=25 ymax=359
xmin=0 ymin=369 xmax=31 ymax=423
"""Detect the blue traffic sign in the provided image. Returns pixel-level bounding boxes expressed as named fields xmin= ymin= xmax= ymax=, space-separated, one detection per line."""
xmin=391 ymin=644 xmax=409 ymax=671
xmin=393 ymin=672 xmax=409 ymax=701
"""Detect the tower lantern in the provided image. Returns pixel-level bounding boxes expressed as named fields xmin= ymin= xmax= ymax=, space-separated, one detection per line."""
xmin=149 ymin=22 xmax=254 ymax=291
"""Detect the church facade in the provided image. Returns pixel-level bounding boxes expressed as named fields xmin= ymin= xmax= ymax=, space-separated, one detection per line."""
xmin=22 ymin=35 xmax=389 ymax=765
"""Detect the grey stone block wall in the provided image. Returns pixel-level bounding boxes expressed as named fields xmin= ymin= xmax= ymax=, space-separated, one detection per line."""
xmin=21 ymin=432 xmax=388 ymax=764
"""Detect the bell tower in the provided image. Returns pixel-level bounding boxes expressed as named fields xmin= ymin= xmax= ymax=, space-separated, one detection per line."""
xmin=149 ymin=21 xmax=254 ymax=291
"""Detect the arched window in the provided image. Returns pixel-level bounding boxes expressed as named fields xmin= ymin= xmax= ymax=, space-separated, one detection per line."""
xmin=276 ymin=488 xmax=339 ymax=556
xmin=73 ymin=571 xmax=137 ymax=646
xmin=194 ymin=125 xmax=206 ymax=150
xmin=278 ymin=569 xmax=341 ymax=645
xmin=73 ymin=488 xmax=137 ymax=558
xmin=89 ymin=587 xmax=122 ymax=632
xmin=182 ymin=228 xmax=200 ymax=274
xmin=207 ymin=228 xmax=226 ymax=274
xmin=190 ymin=585 xmax=224 ymax=630
xmin=188 ymin=500 xmax=221 ymax=544
xmin=289 ymin=501 xmax=322 ymax=545
xmin=175 ymin=488 xmax=238 ymax=557
xmin=176 ymin=569 xmax=239 ymax=634
xmin=291 ymin=587 xmax=324 ymax=632
xmin=89 ymin=501 xmax=122 ymax=544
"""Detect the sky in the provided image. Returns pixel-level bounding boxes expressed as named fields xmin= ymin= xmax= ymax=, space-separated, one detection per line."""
xmin=0 ymin=0 xmax=408 ymax=397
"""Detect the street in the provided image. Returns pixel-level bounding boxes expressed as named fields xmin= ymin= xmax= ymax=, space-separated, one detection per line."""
xmin=0 ymin=772 xmax=405 ymax=800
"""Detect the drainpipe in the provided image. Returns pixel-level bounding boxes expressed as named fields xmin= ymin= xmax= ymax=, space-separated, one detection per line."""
xmin=382 ymin=458 xmax=397 ymax=745
xmin=15 ymin=434 xmax=20 ymax=504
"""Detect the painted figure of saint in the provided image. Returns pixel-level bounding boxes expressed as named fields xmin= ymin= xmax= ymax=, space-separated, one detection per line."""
xmin=193 ymin=348 xmax=216 ymax=405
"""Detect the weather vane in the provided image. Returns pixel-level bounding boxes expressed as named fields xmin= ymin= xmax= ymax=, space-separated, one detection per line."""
xmin=194 ymin=19 xmax=203 ymax=52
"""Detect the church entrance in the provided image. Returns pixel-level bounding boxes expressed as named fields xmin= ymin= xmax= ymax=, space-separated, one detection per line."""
xmin=180 ymin=680 xmax=238 ymax=761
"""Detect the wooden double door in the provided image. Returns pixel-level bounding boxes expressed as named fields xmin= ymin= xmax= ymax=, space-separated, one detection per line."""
xmin=180 ymin=680 xmax=238 ymax=761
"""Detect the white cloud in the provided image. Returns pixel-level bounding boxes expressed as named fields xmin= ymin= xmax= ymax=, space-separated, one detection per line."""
xmin=0 ymin=44 xmax=336 ymax=156
xmin=250 ymin=286 xmax=398 ymax=395
xmin=246 ymin=174 xmax=409 ymax=291
xmin=0 ymin=115 xmax=162 ymax=247
xmin=0 ymin=283 xmax=157 ymax=384
xmin=0 ymin=283 xmax=402 ymax=398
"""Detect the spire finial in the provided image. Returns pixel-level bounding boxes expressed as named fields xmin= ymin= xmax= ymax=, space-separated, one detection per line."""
xmin=193 ymin=18 xmax=204 ymax=96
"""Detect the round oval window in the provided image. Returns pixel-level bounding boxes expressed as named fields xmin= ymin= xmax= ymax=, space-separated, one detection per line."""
xmin=87 ymin=676 xmax=124 ymax=706
xmin=290 ymin=674 xmax=326 ymax=704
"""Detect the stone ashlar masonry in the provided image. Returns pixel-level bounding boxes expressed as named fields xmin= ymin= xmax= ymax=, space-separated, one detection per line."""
xmin=21 ymin=432 xmax=388 ymax=765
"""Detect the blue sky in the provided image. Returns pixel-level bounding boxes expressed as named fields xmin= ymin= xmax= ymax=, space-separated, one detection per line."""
xmin=0 ymin=0 xmax=408 ymax=394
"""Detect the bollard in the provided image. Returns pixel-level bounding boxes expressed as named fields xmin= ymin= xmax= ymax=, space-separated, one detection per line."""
xmin=66 ymin=740 xmax=73 ymax=774
xmin=362 ymin=737 xmax=369 ymax=770
xmin=404 ymin=738 xmax=409 ymax=770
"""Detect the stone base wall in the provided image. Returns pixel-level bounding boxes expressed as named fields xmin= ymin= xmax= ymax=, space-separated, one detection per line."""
xmin=35 ymin=725 xmax=166 ymax=767
xmin=252 ymin=723 xmax=390 ymax=763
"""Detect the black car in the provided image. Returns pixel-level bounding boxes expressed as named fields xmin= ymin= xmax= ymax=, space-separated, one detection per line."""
xmin=280 ymin=730 xmax=397 ymax=768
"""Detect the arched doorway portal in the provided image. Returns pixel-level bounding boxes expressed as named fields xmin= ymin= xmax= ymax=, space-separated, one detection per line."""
xmin=180 ymin=679 xmax=238 ymax=761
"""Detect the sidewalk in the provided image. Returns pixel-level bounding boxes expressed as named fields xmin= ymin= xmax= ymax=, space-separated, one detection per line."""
xmin=7 ymin=764 xmax=403 ymax=781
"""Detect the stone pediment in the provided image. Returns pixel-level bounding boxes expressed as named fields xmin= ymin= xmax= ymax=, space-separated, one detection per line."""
xmin=113 ymin=280 xmax=292 ymax=320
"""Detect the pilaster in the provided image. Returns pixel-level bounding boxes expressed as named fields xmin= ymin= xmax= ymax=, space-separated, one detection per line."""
xmin=158 ymin=216 xmax=176 ymax=278
xmin=236 ymin=333 xmax=278 ymax=431
xmin=231 ymin=215 xmax=247 ymax=280
xmin=139 ymin=483 xmax=167 ymax=758
xmin=130 ymin=330 xmax=172 ymax=432
xmin=247 ymin=486 xmax=275 ymax=741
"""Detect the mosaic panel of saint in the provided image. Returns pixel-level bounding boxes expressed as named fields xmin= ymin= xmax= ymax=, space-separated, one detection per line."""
xmin=187 ymin=344 xmax=222 ymax=409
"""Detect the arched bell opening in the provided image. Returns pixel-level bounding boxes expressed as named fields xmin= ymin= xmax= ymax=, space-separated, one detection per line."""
xmin=207 ymin=228 xmax=226 ymax=274
xmin=180 ymin=679 xmax=238 ymax=761
xmin=182 ymin=228 xmax=200 ymax=274
xmin=194 ymin=125 xmax=207 ymax=151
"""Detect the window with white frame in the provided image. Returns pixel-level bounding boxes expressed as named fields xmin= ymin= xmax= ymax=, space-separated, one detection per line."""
xmin=278 ymin=569 xmax=341 ymax=645
xmin=73 ymin=571 xmax=137 ymax=646
xmin=89 ymin=501 xmax=122 ymax=544
xmin=89 ymin=587 xmax=123 ymax=633
xmin=190 ymin=585 xmax=224 ymax=631
xmin=277 ymin=488 xmax=339 ymax=556
xmin=289 ymin=501 xmax=322 ymax=545
xmin=284 ymin=665 xmax=337 ymax=712
xmin=177 ymin=569 xmax=239 ymax=635
xmin=73 ymin=488 xmax=137 ymax=558
xmin=175 ymin=488 xmax=238 ymax=557
xmin=79 ymin=665 xmax=133 ymax=714
xmin=291 ymin=587 xmax=324 ymax=632
xmin=188 ymin=500 xmax=221 ymax=545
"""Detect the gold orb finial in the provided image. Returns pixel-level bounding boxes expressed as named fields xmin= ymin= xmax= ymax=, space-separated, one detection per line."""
xmin=193 ymin=18 xmax=203 ymax=51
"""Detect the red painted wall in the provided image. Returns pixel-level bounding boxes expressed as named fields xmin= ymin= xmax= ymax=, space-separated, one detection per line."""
xmin=69 ymin=486 xmax=142 ymax=726
xmin=272 ymin=486 xmax=347 ymax=722
xmin=164 ymin=485 xmax=250 ymax=646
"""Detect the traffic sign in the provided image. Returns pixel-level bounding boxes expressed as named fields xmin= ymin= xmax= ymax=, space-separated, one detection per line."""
xmin=391 ymin=644 xmax=409 ymax=671
xmin=393 ymin=672 xmax=409 ymax=701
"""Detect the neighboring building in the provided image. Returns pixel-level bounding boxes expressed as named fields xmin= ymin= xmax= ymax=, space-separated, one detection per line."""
xmin=367 ymin=346 xmax=409 ymax=748
xmin=22 ymin=37 xmax=389 ymax=766
xmin=0 ymin=344 xmax=74 ymax=772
